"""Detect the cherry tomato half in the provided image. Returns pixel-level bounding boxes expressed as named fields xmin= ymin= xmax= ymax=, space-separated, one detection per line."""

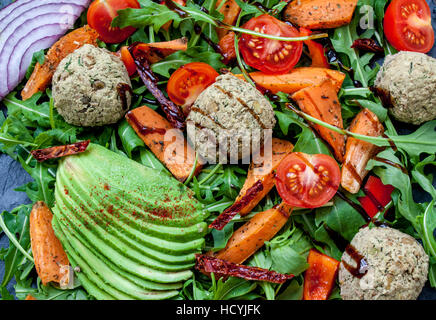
xmin=275 ymin=152 xmax=340 ymax=208
xmin=239 ymin=14 xmax=303 ymax=74
xmin=167 ymin=62 xmax=219 ymax=109
xmin=87 ymin=0 xmax=140 ymax=44
xmin=383 ymin=0 xmax=434 ymax=53
xmin=116 ymin=46 xmax=136 ymax=76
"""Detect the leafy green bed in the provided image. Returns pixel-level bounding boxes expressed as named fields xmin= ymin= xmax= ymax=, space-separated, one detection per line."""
xmin=1 ymin=0 xmax=436 ymax=300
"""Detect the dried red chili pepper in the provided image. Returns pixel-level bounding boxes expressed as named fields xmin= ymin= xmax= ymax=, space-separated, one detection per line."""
xmin=209 ymin=180 xmax=264 ymax=230
xmin=351 ymin=39 xmax=384 ymax=54
xmin=128 ymin=44 xmax=185 ymax=130
xmin=31 ymin=140 xmax=90 ymax=162
xmin=195 ymin=254 xmax=294 ymax=284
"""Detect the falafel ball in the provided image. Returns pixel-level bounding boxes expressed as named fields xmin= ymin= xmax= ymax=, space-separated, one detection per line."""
xmin=52 ymin=44 xmax=132 ymax=127
xmin=374 ymin=51 xmax=436 ymax=125
xmin=339 ymin=226 xmax=429 ymax=300
xmin=186 ymin=74 xmax=276 ymax=162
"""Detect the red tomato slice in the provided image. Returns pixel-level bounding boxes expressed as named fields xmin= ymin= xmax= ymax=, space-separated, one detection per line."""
xmin=275 ymin=152 xmax=340 ymax=208
xmin=87 ymin=0 xmax=140 ymax=44
xmin=116 ymin=46 xmax=136 ymax=76
xmin=239 ymin=14 xmax=303 ymax=74
xmin=167 ymin=62 xmax=219 ymax=109
xmin=383 ymin=0 xmax=434 ymax=53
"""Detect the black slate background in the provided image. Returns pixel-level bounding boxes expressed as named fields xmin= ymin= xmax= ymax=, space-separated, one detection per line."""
xmin=1 ymin=0 xmax=436 ymax=300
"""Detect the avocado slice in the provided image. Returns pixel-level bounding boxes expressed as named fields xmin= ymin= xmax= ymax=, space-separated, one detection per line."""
xmin=54 ymin=217 xmax=180 ymax=300
xmin=52 ymin=144 xmax=209 ymax=299
xmin=58 ymin=143 xmax=208 ymax=226
xmin=55 ymin=173 xmax=205 ymax=255
xmin=54 ymin=193 xmax=195 ymax=272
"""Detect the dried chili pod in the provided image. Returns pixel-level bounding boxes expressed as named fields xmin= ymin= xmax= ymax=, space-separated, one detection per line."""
xmin=31 ymin=140 xmax=90 ymax=162
xmin=195 ymin=254 xmax=294 ymax=284
xmin=351 ymin=39 xmax=384 ymax=54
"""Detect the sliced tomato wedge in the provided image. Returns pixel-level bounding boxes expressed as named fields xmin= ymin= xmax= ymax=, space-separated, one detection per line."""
xmin=275 ymin=152 xmax=340 ymax=208
xmin=239 ymin=14 xmax=303 ymax=74
xmin=116 ymin=46 xmax=136 ymax=76
xmin=167 ymin=62 xmax=219 ymax=110
xmin=383 ymin=0 xmax=434 ymax=53
xmin=87 ymin=0 xmax=140 ymax=44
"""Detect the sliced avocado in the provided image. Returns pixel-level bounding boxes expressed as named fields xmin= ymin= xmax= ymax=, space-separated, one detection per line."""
xmin=55 ymin=164 xmax=208 ymax=242
xmin=59 ymin=143 xmax=208 ymax=227
xmin=54 ymin=192 xmax=195 ymax=272
xmin=54 ymin=216 xmax=184 ymax=292
xmin=55 ymin=203 xmax=194 ymax=283
xmin=53 ymin=217 xmax=128 ymax=300
xmin=52 ymin=144 xmax=208 ymax=299
xmin=54 ymin=217 xmax=181 ymax=300
xmin=56 ymin=172 xmax=205 ymax=255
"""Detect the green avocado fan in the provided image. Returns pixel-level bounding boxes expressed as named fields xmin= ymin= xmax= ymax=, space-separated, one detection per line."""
xmin=51 ymin=143 xmax=208 ymax=300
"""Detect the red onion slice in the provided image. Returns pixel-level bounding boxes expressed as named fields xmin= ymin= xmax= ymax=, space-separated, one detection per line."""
xmin=0 ymin=0 xmax=91 ymax=100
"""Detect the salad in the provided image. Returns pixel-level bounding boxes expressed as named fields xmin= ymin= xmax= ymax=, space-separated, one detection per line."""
xmin=0 ymin=0 xmax=435 ymax=301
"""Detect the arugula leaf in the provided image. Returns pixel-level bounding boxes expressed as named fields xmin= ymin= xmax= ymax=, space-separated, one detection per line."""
xmin=211 ymin=276 xmax=258 ymax=300
xmin=0 ymin=205 xmax=33 ymax=287
xmin=152 ymin=47 xmax=225 ymax=78
xmin=117 ymin=120 xmax=145 ymax=158
xmin=276 ymin=277 xmax=304 ymax=300
xmin=18 ymin=160 xmax=56 ymax=207
xmin=3 ymin=92 xmax=50 ymax=127
xmin=114 ymin=0 xmax=181 ymax=31
xmin=417 ymin=201 xmax=436 ymax=259
xmin=316 ymin=195 xmax=367 ymax=242
xmin=367 ymin=149 xmax=421 ymax=230
xmin=275 ymin=109 xmax=331 ymax=156
xmin=386 ymin=121 xmax=436 ymax=160
xmin=267 ymin=226 xmax=312 ymax=276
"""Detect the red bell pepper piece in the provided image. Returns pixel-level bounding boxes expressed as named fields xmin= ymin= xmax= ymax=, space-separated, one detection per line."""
xmin=358 ymin=176 xmax=395 ymax=218
xmin=303 ymin=249 xmax=340 ymax=300
xmin=300 ymin=28 xmax=330 ymax=69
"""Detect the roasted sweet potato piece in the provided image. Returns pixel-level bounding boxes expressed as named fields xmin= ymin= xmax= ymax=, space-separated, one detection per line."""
xmin=132 ymin=38 xmax=188 ymax=64
xmin=209 ymin=138 xmax=293 ymax=230
xmin=214 ymin=202 xmax=292 ymax=264
xmin=30 ymin=202 xmax=69 ymax=286
xmin=235 ymin=138 xmax=294 ymax=215
xmin=292 ymin=80 xmax=345 ymax=161
xmin=219 ymin=31 xmax=237 ymax=64
xmin=341 ymin=108 xmax=384 ymax=194
xmin=126 ymin=106 xmax=202 ymax=182
xmin=21 ymin=25 xmax=99 ymax=100
xmin=284 ymin=0 xmax=358 ymax=29
xmin=216 ymin=0 xmax=241 ymax=39
xmin=234 ymin=68 xmax=345 ymax=94
xmin=303 ymin=249 xmax=340 ymax=300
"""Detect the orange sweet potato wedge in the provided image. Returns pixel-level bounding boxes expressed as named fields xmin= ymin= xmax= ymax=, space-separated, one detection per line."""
xmin=292 ymin=80 xmax=346 ymax=162
xmin=216 ymin=0 xmax=241 ymax=39
xmin=29 ymin=202 xmax=69 ymax=286
xmin=303 ymin=249 xmax=340 ymax=300
xmin=234 ymin=68 xmax=345 ymax=94
xmin=209 ymin=138 xmax=293 ymax=230
xmin=214 ymin=202 xmax=293 ymax=264
xmin=236 ymin=138 xmax=294 ymax=216
xmin=284 ymin=0 xmax=359 ymax=29
xmin=126 ymin=106 xmax=202 ymax=182
xmin=21 ymin=25 xmax=99 ymax=100
xmin=341 ymin=108 xmax=384 ymax=194
xmin=132 ymin=38 xmax=188 ymax=64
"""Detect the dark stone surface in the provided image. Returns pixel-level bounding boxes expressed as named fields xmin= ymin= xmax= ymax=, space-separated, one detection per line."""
xmin=1 ymin=0 xmax=436 ymax=300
